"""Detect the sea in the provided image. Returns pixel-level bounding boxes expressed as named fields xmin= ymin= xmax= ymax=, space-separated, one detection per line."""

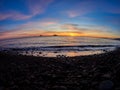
xmin=0 ymin=36 xmax=120 ymax=57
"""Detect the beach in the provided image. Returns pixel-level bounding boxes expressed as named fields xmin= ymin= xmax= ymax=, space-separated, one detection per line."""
xmin=1 ymin=0 xmax=120 ymax=89
xmin=0 ymin=48 xmax=120 ymax=90
xmin=0 ymin=36 xmax=120 ymax=57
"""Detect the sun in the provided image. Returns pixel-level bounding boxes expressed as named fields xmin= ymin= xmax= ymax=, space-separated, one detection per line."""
xmin=69 ymin=33 xmax=78 ymax=36
xmin=70 ymin=33 xmax=75 ymax=36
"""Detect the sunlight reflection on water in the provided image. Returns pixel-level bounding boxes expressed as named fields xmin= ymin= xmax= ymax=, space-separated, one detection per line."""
xmin=0 ymin=37 xmax=120 ymax=57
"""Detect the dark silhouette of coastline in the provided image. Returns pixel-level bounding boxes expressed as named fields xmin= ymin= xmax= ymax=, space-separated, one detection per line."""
xmin=1 ymin=36 xmax=120 ymax=41
xmin=53 ymin=34 xmax=58 ymax=36
xmin=114 ymin=38 xmax=120 ymax=41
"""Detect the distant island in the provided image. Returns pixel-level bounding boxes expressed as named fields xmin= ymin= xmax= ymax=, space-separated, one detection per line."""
xmin=38 ymin=34 xmax=58 ymax=37
xmin=114 ymin=38 xmax=120 ymax=41
xmin=39 ymin=35 xmax=43 ymax=37
xmin=53 ymin=34 xmax=58 ymax=36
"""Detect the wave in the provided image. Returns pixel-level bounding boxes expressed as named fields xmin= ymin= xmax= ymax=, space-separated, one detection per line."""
xmin=0 ymin=45 xmax=116 ymax=52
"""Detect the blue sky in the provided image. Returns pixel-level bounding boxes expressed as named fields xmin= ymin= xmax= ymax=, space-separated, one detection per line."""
xmin=0 ymin=0 xmax=120 ymax=39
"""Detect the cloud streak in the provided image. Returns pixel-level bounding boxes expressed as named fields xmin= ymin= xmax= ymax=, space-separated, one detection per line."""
xmin=65 ymin=0 xmax=120 ymax=18
xmin=65 ymin=1 xmax=95 ymax=18
xmin=0 ymin=23 xmax=119 ymax=40
xmin=0 ymin=0 xmax=54 ymax=21
xmin=28 ymin=0 xmax=54 ymax=15
xmin=18 ymin=19 xmax=58 ymax=30
xmin=0 ymin=19 xmax=58 ymax=39
xmin=60 ymin=24 xmax=118 ymax=38
xmin=0 ymin=11 xmax=33 ymax=21
xmin=61 ymin=24 xmax=88 ymax=32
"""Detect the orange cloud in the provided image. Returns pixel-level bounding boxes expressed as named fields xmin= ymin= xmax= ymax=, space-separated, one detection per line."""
xmin=41 ymin=22 xmax=57 ymax=26
xmin=0 ymin=22 xmax=119 ymax=40
xmin=0 ymin=29 xmax=119 ymax=40
xmin=0 ymin=19 xmax=58 ymax=39
xmin=0 ymin=29 xmax=46 ymax=40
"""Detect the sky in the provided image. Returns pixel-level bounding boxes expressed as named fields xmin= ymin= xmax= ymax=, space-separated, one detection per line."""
xmin=0 ymin=0 xmax=120 ymax=39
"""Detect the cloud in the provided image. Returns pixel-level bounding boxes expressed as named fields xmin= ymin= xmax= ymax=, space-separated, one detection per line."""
xmin=65 ymin=0 xmax=120 ymax=18
xmin=11 ymin=12 xmax=32 ymax=20
xmin=65 ymin=1 xmax=95 ymax=18
xmin=28 ymin=0 xmax=54 ymax=15
xmin=60 ymin=23 xmax=119 ymax=38
xmin=66 ymin=11 xmax=80 ymax=18
xmin=0 ymin=19 xmax=58 ymax=39
xmin=18 ymin=19 xmax=58 ymax=30
xmin=0 ymin=11 xmax=33 ymax=21
xmin=41 ymin=22 xmax=57 ymax=26
xmin=61 ymin=24 xmax=87 ymax=31
xmin=0 ymin=28 xmax=47 ymax=40
xmin=0 ymin=14 xmax=11 ymax=21
xmin=0 ymin=0 xmax=54 ymax=21
xmin=66 ymin=9 xmax=92 ymax=18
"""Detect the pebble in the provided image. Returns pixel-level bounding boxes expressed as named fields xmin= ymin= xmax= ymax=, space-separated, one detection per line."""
xmin=102 ymin=73 xmax=111 ymax=78
xmin=51 ymin=86 xmax=67 ymax=90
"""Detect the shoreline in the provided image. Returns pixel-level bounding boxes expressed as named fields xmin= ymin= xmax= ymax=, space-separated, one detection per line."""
xmin=0 ymin=48 xmax=120 ymax=90
xmin=0 ymin=45 xmax=118 ymax=57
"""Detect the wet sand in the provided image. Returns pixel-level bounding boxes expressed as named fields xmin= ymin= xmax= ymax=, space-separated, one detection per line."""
xmin=2 ymin=45 xmax=116 ymax=57
xmin=0 ymin=48 xmax=120 ymax=90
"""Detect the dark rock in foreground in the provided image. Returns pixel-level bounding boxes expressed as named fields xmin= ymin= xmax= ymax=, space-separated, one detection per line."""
xmin=0 ymin=48 xmax=120 ymax=90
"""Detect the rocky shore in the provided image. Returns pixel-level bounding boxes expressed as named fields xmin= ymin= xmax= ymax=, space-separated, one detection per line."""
xmin=0 ymin=48 xmax=120 ymax=90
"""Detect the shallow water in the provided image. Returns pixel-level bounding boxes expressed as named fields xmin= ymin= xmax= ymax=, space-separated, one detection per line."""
xmin=0 ymin=36 xmax=120 ymax=57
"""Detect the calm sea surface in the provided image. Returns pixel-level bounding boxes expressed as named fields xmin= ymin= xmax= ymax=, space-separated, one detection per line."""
xmin=0 ymin=36 xmax=120 ymax=57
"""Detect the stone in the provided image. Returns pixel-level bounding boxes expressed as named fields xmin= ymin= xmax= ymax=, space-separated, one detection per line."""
xmin=99 ymin=80 xmax=114 ymax=90
xmin=51 ymin=86 xmax=67 ymax=90
xmin=102 ymin=73 xmax=111 ymax=78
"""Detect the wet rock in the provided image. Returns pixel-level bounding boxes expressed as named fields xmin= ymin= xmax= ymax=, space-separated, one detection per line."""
xmin=82 ymin=70 xmax=88 ymax=76
xmin=115 ymin=87 xmax=120 ymax=90
xmin=0 ymin=87 xmax=4 ymax=90
xmin=91 ymin=81 xmax=98 ymax=86
xmin=50 ymin=86 xmax=67 ymax=90
xmin=101 ymin=73 xmax=111 ymax=79
xmin=56 ymin=55 xmax=67 ymax=58
xmin=30 ymin=75 xmax=35 ymax=79
xmin=99 ymin=80 xmax=114 ymax=90
xmin=76 ymin=75 xmax=82 ymax=78
xmin=10 ymin=85 xmax=19 ymax=89
xmin=54 ymin=51 xmax=58 ymax=53
xmin=80 ymin=80 xmax=88 ymax=84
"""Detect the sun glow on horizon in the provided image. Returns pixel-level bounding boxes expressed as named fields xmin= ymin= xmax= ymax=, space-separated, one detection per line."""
xmin=0 ymin=0 xmax=120 ymax=40
xmin=69 ymin=33 xmax=82 ymax=37
xmin=69 ymin=33 xmax=76 ymax=36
